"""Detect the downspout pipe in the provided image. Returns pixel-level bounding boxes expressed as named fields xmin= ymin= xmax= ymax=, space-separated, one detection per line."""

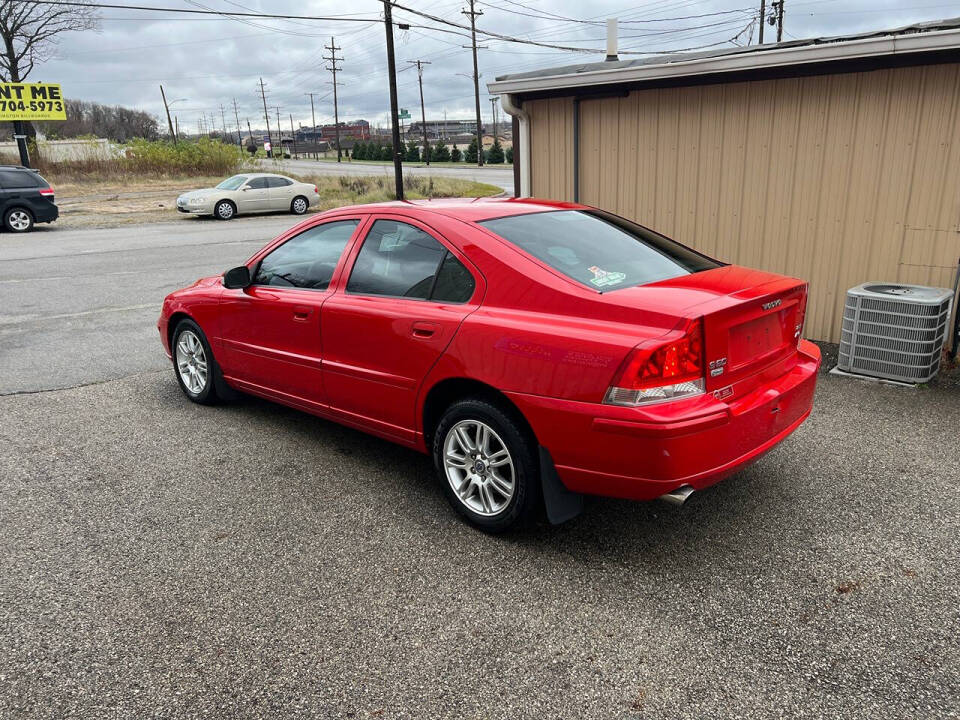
xmin=499 ymin=93 xmax=530 ymax=198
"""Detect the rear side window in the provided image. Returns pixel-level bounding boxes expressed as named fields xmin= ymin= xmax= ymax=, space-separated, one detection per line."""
xmin=431 ymin=252 xmax=475 ymax=303
xmin=267 ymin=177 xmax=293 ymax=188
xmin=478 ymin=210 xmax=720 ymax=291
xmin=253 ymin=219 xmax=358 ymax=290
xmin=0 ymin=170 xmax=40 ymax=188
xmin=347 ymin=220 xmax=446 ymax=300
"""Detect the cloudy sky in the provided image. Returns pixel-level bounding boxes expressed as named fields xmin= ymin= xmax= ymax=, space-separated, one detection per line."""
xmin=36 ymin=0 xmax=960 ymax=133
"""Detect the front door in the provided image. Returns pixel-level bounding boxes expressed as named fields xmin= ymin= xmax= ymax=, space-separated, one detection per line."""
xmin=321 ymin=216 xmax=480 ymax=441
xmin=236 ymin=175 xmax=271 ymax=213
xmin=218 ymin=218 xmax=363 ymax=404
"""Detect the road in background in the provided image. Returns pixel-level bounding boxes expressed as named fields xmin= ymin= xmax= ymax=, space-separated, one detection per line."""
xmin=0 ymin=216 xmax=297 ymax=395
xmin=264 ymin=157 xmax=515 ymax=193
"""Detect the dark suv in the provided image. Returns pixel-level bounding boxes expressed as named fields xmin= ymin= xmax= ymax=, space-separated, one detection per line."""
xmin=0 ymin=165 xmax=58 ymax=233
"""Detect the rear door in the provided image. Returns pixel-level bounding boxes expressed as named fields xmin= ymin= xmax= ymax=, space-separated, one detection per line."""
xmin=218 ymin=217 xmax=363 ymax=403
xmin=267 ymin=176 xmax=296 ymax=210
xmin=321 ymin=215 xmax=481 ymax=441
xmin=237 ymin=176 xmax=271 ymax=213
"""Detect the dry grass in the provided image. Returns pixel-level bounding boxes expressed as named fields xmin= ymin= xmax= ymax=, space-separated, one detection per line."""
xmin=48 ymin=172 xmax=502 ymax=230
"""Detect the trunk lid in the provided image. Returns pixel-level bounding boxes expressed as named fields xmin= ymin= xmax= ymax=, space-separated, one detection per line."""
xmin=642 ymin=266 xmax=808 ymax=391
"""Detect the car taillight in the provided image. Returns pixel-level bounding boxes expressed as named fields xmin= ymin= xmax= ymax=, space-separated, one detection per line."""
xmin=604 ymin=320 xmax=705 ymax=406
xmin=39 ymin=187 xmax=54 ymax=196
xmin=794 ymin=285 xmax=808 ymax=342
xmin=313 ymin=185 xmax=318 ymax=194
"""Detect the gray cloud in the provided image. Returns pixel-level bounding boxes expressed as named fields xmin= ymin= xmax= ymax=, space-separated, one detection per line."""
xmin=38 ymin=0 xmax=956 ymax=133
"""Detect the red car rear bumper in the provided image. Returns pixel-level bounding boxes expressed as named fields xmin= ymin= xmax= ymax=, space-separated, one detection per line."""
xmin=508 ymin=340 xmax=821 ymax=501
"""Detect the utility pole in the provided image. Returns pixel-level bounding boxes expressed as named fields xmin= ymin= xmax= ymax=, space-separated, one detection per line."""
xmin=463 ymin=0 xmax=484 ymax=166
xmin=174 ymin=116 xmax=179 ymax=139
xmin=290 ymin=114 xmax=298 ymax=159
xmin=382 ymin=0 xmax=404 ymax=199
xmin=408 ymin=60 xmax=432 ymax=165
xmin=305 ymin=92 xmax=319 ymax=160
xmin=758 ymin=0 xmax=765 ymax=43
xmin=246 ymin=119 xmax=253 ymax=154
xmin=274 ymin=106 xmax=282 ymax=156
xmin=489 ymin=96 xmax=498 ymax=144
xmin=219 ymin=104 xmax=228 ymax=139
xmin=774 ymin=0 xmax=784 ymax=42
xmin=258 ymin=77 xmax=272 ymax=157
xmin=159 ymin=85 xmax=176 ymax=141
xmin=232 ymin=98 xmax=242 ymax=148
xmin=324 ymin=37 xmax=344 ymax=162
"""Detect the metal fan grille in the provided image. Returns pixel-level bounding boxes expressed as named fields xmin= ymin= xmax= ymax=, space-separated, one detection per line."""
xmin=838 ymin=284 xmax=951 ymax=383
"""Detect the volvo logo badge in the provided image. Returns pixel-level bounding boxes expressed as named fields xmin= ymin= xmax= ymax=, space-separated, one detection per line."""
xmin=762 ymin=299 xmax=782 ymax=311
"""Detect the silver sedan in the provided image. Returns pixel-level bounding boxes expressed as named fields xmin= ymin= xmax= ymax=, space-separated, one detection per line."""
xmin=176 ymin=173 xmax=320 ymax=220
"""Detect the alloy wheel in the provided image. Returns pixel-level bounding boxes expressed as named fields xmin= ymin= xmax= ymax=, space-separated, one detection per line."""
xmin=8 ymin=210 xmax=31 ymax=231
xmin=175 ymin=330 xmax=208 ymax=394
xmin=292 ymin=197 xmax=308 ymax=214
xmin=216 ymin=202 xmax=234 ymax=220
xmin=443 ymin=420 xmax=515 ymax=517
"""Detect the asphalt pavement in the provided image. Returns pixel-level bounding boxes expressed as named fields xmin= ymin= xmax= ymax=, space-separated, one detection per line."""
xmin=1 ymin=219 xmax=958 ymax=718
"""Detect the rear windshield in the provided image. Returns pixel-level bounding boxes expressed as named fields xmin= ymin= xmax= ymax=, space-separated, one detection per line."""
xmin=478 ymin=210 xmax=720 ymax=291
xmin=216 ymin=175 xmax=248 ymax=190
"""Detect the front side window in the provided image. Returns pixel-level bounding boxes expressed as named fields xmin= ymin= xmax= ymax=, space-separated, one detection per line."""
xmin=216 ymin=175 xmax=248 ymax=190
xmin=246 ymin=177 xmax=270 ymax=190
xmin=347 ymin=220 xmax=448 ymax=300
xmin=478 ymin=210 xmax=720 ymax=292
xmin=253 ymin=219 xmax=359 ymax=290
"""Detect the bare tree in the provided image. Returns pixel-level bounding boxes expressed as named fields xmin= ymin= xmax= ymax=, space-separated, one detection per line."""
xmin=0 ymin=1 xmax=99 ymax=82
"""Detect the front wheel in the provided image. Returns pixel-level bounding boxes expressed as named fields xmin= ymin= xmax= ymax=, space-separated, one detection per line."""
xmin=433 ymin=398 xmax=540 ymax=533
xmin=290 ymin=195 xmax=309 ymax=215
xmin=172 ymin=319 xmax=221 ymax=404
xmin=214 ymin=200 xmax=235 ymax=220
xmin=4 ymin=207 xmax=34 ymax=233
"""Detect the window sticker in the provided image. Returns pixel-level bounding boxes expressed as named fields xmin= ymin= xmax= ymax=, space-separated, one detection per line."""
xmin=588 ymin=265 xmax=627 ymax=288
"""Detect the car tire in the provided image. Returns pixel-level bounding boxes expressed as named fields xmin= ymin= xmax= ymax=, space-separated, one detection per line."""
xmin=4 ymin=207 xmax=34 ymax=233
xmin=432 ymin=398 xmax=540 ymax=533
xmin=214 ymin=200 xmax=235 ymax=220
xmin=172 ymin=319 xmax=221 ymax=405
xmin=290 ymin=195 xmax=309 ymax=215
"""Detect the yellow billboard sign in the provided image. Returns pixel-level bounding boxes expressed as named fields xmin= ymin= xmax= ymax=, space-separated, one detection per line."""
xmin=0 ymin=83 xmax=66 ymax=121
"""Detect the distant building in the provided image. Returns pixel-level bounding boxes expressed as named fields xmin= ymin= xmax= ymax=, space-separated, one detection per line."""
xmin=296 ymin=120 xmax=370 ymax=142
xmin=406 ymin=119 xmax=477 ymax=139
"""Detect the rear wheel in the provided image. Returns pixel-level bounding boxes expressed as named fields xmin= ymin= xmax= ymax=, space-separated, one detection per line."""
xmin=214 ymin=200 xmax=235 ymax=220
xmin=433 ymin=398 xmax=539 ymax=533
xmin=290 ymin=195 xmax=309 ymax=215
xmin=172 ymin=319 xmax=220 ymax=404
xmin=4 ymin=207 xmax=34 ymax=233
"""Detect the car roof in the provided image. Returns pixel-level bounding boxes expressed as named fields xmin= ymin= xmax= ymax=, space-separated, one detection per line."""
xmin=0 ymin=165 xmax=37 ymax=171
xmin=326 ymin=197 xmax=588 ymax=222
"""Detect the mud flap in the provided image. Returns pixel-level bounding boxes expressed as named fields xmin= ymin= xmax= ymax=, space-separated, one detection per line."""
xmin=539 ymin=447 xmax=584 ymax=525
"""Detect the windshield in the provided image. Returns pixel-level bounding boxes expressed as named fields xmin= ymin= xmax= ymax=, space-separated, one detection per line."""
xmin=478 ymin=210 xmax=721 ymax=291
xmin=216 ymin=175 xmax=249 ymax=190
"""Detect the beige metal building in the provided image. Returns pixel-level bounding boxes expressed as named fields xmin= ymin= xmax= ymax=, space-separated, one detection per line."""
xmin=489 ymin=20 xmax=960 ymax=343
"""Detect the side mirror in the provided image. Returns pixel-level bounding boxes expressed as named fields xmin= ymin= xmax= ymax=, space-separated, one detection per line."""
xmin=241 ymin=186 xmax=250 ymax=191
xmin=223 ymin=265 xmax=251 ymax=289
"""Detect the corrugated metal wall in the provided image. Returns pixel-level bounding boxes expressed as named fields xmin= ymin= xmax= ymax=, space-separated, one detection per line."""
xmin=525 ymin=64 xmax=960 ymax=343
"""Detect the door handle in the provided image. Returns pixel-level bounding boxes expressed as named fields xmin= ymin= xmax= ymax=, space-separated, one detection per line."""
xmin=292 ymin=305 xmax=313 ymax=321
xmin=412 ymin=321 xmax=438 ymax=338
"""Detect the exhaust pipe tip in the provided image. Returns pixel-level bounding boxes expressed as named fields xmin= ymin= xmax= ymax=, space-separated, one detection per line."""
xmin=658 ymin=484 xmax=695 ymax=506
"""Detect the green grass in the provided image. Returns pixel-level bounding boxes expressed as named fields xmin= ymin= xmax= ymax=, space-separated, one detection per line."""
xmin=30 ymin=138 xmax=248 ymax=182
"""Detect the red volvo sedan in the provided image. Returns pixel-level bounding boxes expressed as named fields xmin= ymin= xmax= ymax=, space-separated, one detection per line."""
xmin=159 ymin=198 xmax=820 ymax=532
